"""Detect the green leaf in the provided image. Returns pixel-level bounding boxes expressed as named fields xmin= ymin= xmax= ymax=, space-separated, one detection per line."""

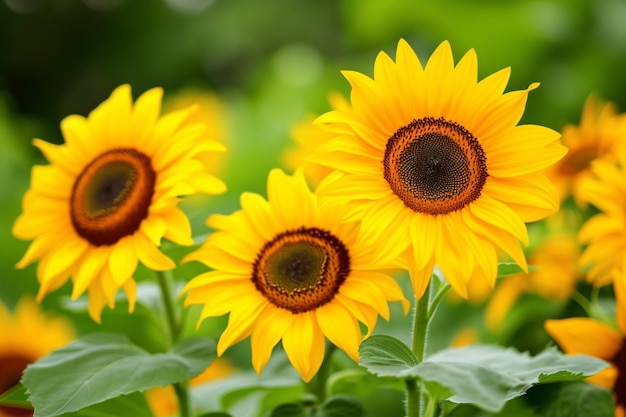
xmin=23 ymin=333 xmax=215 ymax=417
xmin=496 ymin=262 xmax=538 ymax=278
xmin=408 ymin=345 xmax=608 ymax=412
xmin=198 ymin=413 xmax=235 ymax=417
xmin=316 ymin=396 xmax=364 ymax=417
xmin=61 ymin=392 xmax=154 ymax=417
xmin=529 ymin=381 xmax=614 ymax=417
xmin=358 ymin=335 xmax=418 ymax=377
xmin=0 ymin=383 xmax=30 ymax=408
xmin=270 ymin=403 xmax=308 ymax=417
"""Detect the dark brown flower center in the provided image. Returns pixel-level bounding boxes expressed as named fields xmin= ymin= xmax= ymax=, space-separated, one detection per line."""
xmin=612 ymin=338 xmax=626 ymax=410
xmin=70 ymin=149 xmax=155 ymax=246
xmin=383 ymin=117 xmax=488 ymax=215
xmin=0 ymin=354 xmax=33 ymax=416
xmin=252 ymin=227 xmax=351 ymax=313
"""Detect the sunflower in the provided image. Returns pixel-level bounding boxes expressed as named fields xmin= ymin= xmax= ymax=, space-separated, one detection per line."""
xmin=0 ymin=298 xmax=74 ymax=417
xmin=182 ymin=169 xmax=408 ymax=382
xmin=12 ymin=85 xmax=226 ymax=322
xmin=548 ymin=93 xmax=626 ymax=202
xmin=545 ymin=275 xmax=626 ymax=416
xmin=312 ymin=39 xmax=566 ymax=299
xmin=577 ymin=152 xmax=626 ymax=287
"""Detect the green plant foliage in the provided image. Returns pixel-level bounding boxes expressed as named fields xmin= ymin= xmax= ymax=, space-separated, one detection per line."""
xmin=356 ymin=335 xmax=418 ymax=376
xmin=269 ymin=396 xmax=364 ymax=417
xmin=192 ymin=371 xmax=304 ymax=417
xmin=22 ymin=333 xmax=216 ymax=417
xmin=0 ymin=383 xmax=30 ymax=409
xmin=360 ymin=337 xmax=609 ymax=412
xmin=529 ymin=381 xmax=614 ymax=417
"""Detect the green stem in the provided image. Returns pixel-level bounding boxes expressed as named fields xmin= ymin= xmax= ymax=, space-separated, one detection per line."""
xmin=308 ymin=342 xmax=337 ymax=403
xmin=156 ymin=270 xmax=191 ymax=417
xmin=412 ymin=283 xmax=432 ymax=363
xmin=406 ymin=282 xmax=433 ymax=417
xmin=157 ymin=270 xmax=180 ymax=342
xmin=405 ymin=378 xmax=420 ymax=417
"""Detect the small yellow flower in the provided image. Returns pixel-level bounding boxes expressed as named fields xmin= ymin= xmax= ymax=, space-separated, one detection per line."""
xmin=281 ymin=93 xmax=350 ymax=186
xmin=12 ymin=85 xmax=227 ymax=322
xmin=485 ymin=233 xmax=582 ymax=330
xmin=545 ymin=275 xmax=626 ymax=416
xmin=182 ymin=169 xmax=408 ymax=382
xmin=577 ymin=152 xmax=626 ymax=287
xmin=164 ymin=88 xmax=230 ymax=177
xmin=0 ymin=298 xmax=74 ymax=417
xmin=312 ymin=39 xmax=566 ymax=299
xmin=549 ymin=94 xmax=626 ymax=203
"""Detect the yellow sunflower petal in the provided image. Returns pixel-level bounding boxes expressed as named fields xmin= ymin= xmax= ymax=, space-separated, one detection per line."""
xmin=72 ymin=246 xmax=111 ymax=300
xmin=316 ymin=301 xmax=361 ymax=362
xmin=282 ymin=313 xmax=325 ymax=382
xmin=250 ymin=305 xmax=293 ymax=375
xmin=217 ymin=301 xmax=267 ymax=356
xmin=545 ymin=317 xmax=621 ymax=360
xmin=109 ymin=236 xmax=138 ymax=285
xmin=161 ymin=207 xmax=194 ymax=246
xmin=134 ymin=232 xmax=175 ymax=271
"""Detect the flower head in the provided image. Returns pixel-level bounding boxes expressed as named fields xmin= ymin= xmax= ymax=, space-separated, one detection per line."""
xmin=545 ymin=275 xmax=626 ymax=416
xmin=182 ymin=169 xmax=408 ymax=382
xmin=578 ymin=152 xmax=626 ymax=287
xmin=12 ymin=85 xmax=226 ymax=322
xmin=312 ymin=40 xmax=566 ymax=299
xmin=0 ymin=298 xmax=74 ymax=417
xmin=550 ymin=94 xmax=626 ymax=202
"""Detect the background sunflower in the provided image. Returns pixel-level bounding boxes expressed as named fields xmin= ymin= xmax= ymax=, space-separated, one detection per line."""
xmin=0 ymin=298 xmax=74 ymax=417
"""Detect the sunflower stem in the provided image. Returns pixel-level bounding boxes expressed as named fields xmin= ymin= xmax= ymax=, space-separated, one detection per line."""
xmin=407 ymin=281 xmax=433 ymax=417
xmin=157 ymin=269 xmax=181 ymax=342
xmin=308 ymin=342 xmax=336 ymax=403
xmin=156 ymin=270 xmax=191 ymax=417
xmin=405 ymin=378 xmax=420 ymax=417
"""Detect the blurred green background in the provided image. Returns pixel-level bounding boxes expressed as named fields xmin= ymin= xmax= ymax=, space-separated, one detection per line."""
xmin=2 ymin=0 xmax=626 ymax=353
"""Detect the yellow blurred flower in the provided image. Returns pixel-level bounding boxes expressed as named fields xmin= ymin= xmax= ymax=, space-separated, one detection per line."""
xmin=548 ymin=93 xmax=626 ymax=203
xmin=164 ymin=88 xmax=230 ymax=177
xmin=0 ymin=298 xmax=74 ymax=417
xmin=281 ymin=93 xmax=349 ymax=186
xmin=485 ymin=232 xmax=582 ymax=330
xmin=577 ymin=152 xmax=626 ymax=287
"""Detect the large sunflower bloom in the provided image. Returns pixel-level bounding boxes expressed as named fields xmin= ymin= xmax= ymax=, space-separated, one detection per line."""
xmin=312 ymin=40 xmax=566 ymax=299
xmin=12 ymin=85 xmax=226 ymax=322
xmin=0 ymin=298 xmax=74 ymax=417
xmin=549 ymin=93 xmax=626 ymax=202
xmin=577 ymin=152 xmax=626 ymax=287
xmin=545 ymin=275 xmax=626 ymax=416
xmin=182 ymin=169 xmax=408 ymax=382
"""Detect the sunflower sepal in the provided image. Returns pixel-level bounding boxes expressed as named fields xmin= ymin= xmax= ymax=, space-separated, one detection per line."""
xmin=359 ymin=339 xmax=608 ymax=413
xmin=22 ymin=333 xmax=216 ymax=417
